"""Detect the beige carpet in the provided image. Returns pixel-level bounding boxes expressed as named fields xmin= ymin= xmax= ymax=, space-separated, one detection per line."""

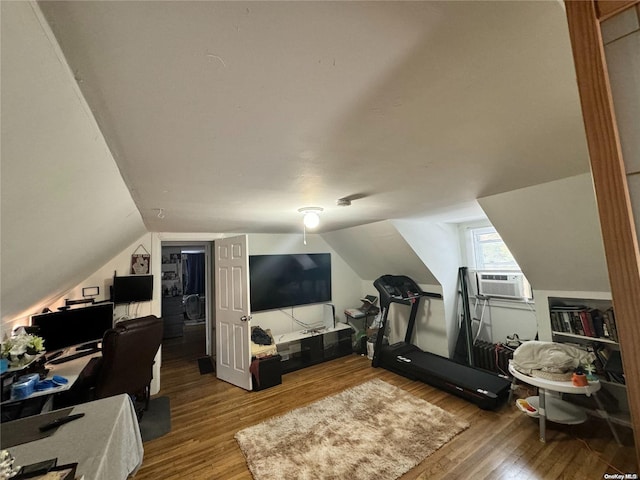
xmin=235 ymin=379 xmax=469 ymax=480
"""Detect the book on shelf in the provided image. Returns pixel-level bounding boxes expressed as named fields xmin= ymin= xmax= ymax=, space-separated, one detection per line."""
xmin=550 ymin=305 xmax=618 ymax=342
xmin=604 ymin=307 xmax=618 ymax=342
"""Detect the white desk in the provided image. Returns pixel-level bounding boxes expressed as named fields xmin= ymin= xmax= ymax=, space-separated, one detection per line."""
xmin=1 ymin=352 xmax=100 ymax=405
xmin=508 ymin=362 xmax=620 ymax=444
xmin=7 ymin=394 xmax=143 ymax=480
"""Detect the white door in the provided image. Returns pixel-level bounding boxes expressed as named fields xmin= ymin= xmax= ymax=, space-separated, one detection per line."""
xmin=215 ymin=235 xmax=252 ymax=390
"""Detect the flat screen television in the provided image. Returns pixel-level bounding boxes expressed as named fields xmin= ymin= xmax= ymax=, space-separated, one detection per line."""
xmin=249 ymin=253 xmax=331 ymax=312
xmin=31 ymin=302 xmax=114 ymax=352
xmin=112 ymin=274 xmax=153 ymax=304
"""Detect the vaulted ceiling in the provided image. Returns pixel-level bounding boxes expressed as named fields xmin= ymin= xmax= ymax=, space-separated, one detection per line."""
xmin=38 ymin=0 xmax=590 ymax=234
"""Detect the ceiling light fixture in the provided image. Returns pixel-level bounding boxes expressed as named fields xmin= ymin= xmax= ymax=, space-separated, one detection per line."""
xmin=298 ymin=207 xmax=323 ymax=245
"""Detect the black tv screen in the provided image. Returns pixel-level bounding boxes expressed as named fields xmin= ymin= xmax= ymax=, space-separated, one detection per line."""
xmin=31 ymin=303 xmax=114 ymax=352
xmin=112 ymin=275 xmax=153 ymax=304
xmin=249 ymin=253 xmax=331 ymax=312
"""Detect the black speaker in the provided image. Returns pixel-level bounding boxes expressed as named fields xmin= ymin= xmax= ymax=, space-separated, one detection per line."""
xmin=251 ymin=355 xmax=282 ymax=391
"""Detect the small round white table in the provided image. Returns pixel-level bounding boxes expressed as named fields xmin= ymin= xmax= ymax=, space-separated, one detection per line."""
xmin=508 ymin=362 xmax=620 ymax=444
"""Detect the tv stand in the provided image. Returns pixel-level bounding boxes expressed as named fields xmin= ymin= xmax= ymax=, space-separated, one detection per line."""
xmin=275 ymin=324 xmax=352 ymax=374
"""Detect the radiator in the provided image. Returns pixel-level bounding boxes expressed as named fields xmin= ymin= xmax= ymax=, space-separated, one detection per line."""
xmin=472 ymin=341 xmax=513 ymax=375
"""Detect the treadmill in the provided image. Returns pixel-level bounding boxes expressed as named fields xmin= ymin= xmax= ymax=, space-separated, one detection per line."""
xmin=371 ymin=274 xmax=511 ymax=410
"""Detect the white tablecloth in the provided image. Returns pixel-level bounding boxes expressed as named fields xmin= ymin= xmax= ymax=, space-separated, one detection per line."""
xmin=8 ymin=394 xmax=144 ymax=480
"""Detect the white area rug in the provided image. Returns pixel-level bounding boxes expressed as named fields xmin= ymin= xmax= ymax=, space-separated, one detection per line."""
xmin=235 ymin=379 xmax=469 ymax=480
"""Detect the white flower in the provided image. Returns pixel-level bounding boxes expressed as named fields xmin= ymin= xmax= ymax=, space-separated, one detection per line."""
xmin=8 ymin=345 xmax=26 ymax=357
xmin=0 ymin=450 xmax=19 ymax=480
xmin=1 ymin=333 xmax=45 ymax=368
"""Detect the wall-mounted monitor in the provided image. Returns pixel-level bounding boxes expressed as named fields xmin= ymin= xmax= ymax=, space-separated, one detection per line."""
xmin=31 ymin=302 xmax=114 ymax=352
xmin=249 ymin=253 xmax=331 ymax=312
xmin=112 ymin=274 xmax=153 ymax=304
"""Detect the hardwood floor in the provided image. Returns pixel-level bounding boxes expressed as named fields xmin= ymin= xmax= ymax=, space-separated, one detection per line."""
xmin=135 ymin=326 xmax=638 ymax=479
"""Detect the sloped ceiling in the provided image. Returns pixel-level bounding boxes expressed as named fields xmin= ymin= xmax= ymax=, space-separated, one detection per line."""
xmin=322 ymin=221 xmax=438 ymax=285
xmin=37 ymin=0 xmax=590 ymax=233
xmin=479 ymin=174 xmax=610 ymax=292
xmin=2 ymin=0 xmax=600 ymax=327
xmin=1 ymin=2 xmax=146 ymax=325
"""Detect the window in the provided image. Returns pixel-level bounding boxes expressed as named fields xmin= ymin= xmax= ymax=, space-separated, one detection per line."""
xmin=469 ymin=226 xmax=520 ymax=271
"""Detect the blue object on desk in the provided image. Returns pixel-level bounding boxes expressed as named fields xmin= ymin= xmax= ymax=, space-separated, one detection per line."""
xmin=0 ymin=358 xmax=8 ymax=373
xmin=11 ymin=381 xmax=33 ymax=399
xmin=35 ymin=379 xmax=56 ymax=391
xmin=18 ymin=373 xmax=40 ymax=385
xmin=52 ymin=375 xmax=68 ymax=385
xmin=12 ymin=374 xmax=39 ymax=399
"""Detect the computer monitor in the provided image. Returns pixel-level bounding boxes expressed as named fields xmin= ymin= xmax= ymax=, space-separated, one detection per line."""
xmin=30 ymin=303 xmax=114 ymax=352
xmin=112 ymin=275 xmax=153 ymax=304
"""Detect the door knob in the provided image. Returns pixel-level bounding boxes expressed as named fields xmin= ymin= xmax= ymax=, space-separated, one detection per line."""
xmin=240 ymin=315 xmax=251 ymax=322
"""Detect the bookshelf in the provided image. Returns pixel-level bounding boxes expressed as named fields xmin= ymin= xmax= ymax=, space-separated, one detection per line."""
xmin=547 ymin=296 xmax=630 ymax=427
xmin=550 ymin=300 xmax=619 ymax=342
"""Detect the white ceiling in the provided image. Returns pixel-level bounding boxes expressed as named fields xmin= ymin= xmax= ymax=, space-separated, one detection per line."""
xmin=39 ymin=0 xmax=590 ymax=234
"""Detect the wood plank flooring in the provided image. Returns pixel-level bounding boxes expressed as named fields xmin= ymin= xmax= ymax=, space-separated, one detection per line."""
xmin=135 ymin=325 xmax=638 ymax=479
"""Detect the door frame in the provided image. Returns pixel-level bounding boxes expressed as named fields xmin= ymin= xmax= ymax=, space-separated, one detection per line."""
xmin=564 ymin=0 xmax=640 ymax=456
xmin=160 ymin=240 xmax=215 ymax=356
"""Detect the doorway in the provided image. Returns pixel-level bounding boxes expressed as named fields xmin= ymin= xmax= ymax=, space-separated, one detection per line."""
xmin=160 ymin=242 xmax=212 ymax=360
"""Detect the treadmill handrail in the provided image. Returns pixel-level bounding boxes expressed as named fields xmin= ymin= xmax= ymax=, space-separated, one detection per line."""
xmin=385 ymin=291 xmax=442 ymax=306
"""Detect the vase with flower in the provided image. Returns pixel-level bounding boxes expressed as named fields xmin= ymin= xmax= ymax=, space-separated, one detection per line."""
xmin=0 ymin=333 xmax=45 ymax=370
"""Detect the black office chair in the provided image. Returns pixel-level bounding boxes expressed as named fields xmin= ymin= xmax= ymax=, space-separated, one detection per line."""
xmin=93 ymin=315 xmax=163 ymax=410
xmin=53 ymin=315 xmax=163 ymax=415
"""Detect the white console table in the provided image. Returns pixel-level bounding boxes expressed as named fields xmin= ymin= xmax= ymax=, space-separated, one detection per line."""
xmin=508 ymin=362 xmax=620 ymax=444
xmin=6 ymin=394 xmax=143 ymax=480
xmin=274 ymin=323 xmax=351 ymax=345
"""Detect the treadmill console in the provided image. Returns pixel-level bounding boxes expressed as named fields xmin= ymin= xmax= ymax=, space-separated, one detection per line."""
xmin=374 ymin=275 xmax=423 ymax=307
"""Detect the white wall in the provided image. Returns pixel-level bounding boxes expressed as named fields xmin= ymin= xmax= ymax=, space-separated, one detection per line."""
xmin=57 ymin=233 xmax=160 ymax=320
xmin=322 ymin=221 xmax=451 ymax=355
xmin=18 ymin=232 xmax=161 ymax=325
xmin=1 ymin=2 xmax=146 ymax=333
xmin=155 ymin=232 xmax=365 ymax=340
xmin=468 ymin=294 xmax=538 ymax=344
xmin=37 ymin=234 xmax=162 ymax=394
xmin=382 ymin=283 xmax=447 ymax=357
xmin=392 ymin=219 xmax=460 ymax=356
xmin=247 ymin=233 xmax=363 ymax=337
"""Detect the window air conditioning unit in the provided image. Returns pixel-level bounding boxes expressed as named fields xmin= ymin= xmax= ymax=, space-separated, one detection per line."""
xmin=476 ymin=272 xmax=532 ymax=300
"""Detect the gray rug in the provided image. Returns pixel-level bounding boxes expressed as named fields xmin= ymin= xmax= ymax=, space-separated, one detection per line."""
xmin=235 ymin=379 xmax=469 ymax=480
xmin=139 ymin=396 xmax=171 ymax=442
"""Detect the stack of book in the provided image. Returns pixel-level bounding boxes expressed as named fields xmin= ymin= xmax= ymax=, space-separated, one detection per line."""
xmin=550 ymin=305 xmax=618 ymax=341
